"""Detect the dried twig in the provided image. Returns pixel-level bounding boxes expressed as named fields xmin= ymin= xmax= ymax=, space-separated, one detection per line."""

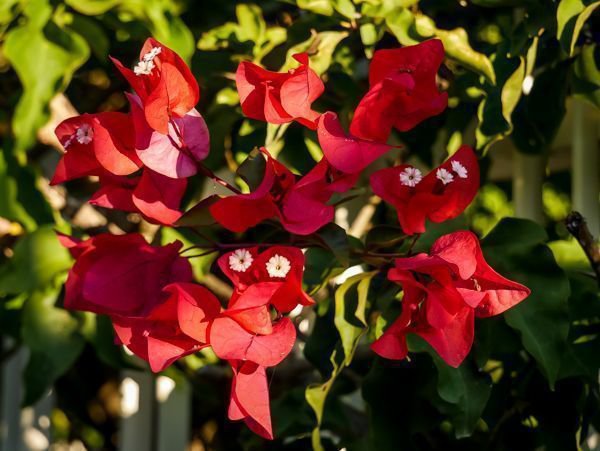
xmin=565 ymin=211 xmax=600 ymax=286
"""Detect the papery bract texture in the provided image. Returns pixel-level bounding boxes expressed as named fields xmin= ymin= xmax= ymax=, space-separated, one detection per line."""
xmin=60 ymin=233 xmax=192 ymax=317
xmin=51 ymin=113 xmax=141 ymax=185
xmin=209 ymin=148 xmax=354 ymax=235
xmin=317 ymin=111 xmax=393 ymax=174
xmin=372 ymin=230 xmax=530 ymax=367
xmin=128 ymin=93 xmax=209 ymax=178
xmin=228 ymin=361 xmax=273 ymax=440
xmin=236 ymin=53 xmax=324 ymax=129
xmin=370 ymin=145 xmax=479 ymax=235
xmin=111 ymin=38 xmax=199 ymax=134
xmin=350 ymin=39 xmax=448 ymax=142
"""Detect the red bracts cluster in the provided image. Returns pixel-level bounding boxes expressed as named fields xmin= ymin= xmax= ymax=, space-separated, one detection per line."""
xmin=60 ymin=236 xmax=311 ymax=439
xmin=371 ymin=231 xmax=531 ymax=367
xmin=54 ymin=37 xmax=531 ymax=440
xmin=51 ymin=38 xmax=209 ymax=225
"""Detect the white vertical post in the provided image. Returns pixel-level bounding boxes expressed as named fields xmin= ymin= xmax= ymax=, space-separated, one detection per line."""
xmin=513 ymin=149 xmax=546 ymax=223
xmin=572 ymin=99 xmax=600 ymax=237
xmin=1 ymin=340 xmax=53 ymax=451
xmin=119 ymin=370 xmax=155 ymax=451
xmin=156 ymin=376 xmax=191 ymax=451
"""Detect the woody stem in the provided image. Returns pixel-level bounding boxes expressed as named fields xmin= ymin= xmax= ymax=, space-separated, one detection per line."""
xmin=168 ymin=118 xmax=242 ymax=195
xmin=196 ymin=163 xmax=242 ymax=195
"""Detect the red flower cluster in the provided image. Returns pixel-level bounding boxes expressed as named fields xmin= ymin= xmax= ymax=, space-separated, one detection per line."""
xmin=371 ymin=231 xmax=531 ymax=367
xmin=51 ymin=38 xmax=209 ymax=225
xmin=53 ymin=36 xmax=532 ymax=441
xmin=210 ymin=148 xmax=357 ymax=235
xmin=61 ymin=236 xmax=311 ymax=439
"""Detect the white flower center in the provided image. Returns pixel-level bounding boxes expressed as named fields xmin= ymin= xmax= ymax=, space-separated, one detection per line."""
xmin=134 ymin=46 xmax=161 ymax=76
xmin=229 ymin=249 xmax=253 ymax=272
xmin=399 ymin=167 xmax=423 ymax=187
xmin=451 ymin=160 xmax=468 ymax=178
xmin=436 ymin=168 xmax=454 ymax=185
xmin=66 ymin=124 xmax=93 ymax=148
xmin=266 ymin=254 xmax=291 ymax=278
xmin=143 ymin=46 xmax=162 ymax=61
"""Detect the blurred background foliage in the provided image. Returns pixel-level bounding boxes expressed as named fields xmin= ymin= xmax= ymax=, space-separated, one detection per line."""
xmin=0 ymin=0 xmax=599 ymax=450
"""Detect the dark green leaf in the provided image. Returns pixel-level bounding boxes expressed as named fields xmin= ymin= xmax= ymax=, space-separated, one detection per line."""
xmin=0 ymin=225 xmax=71 ymax=294
xmin=482 ymin=218 xmax=570 ymax=387
xmin=21 ymin=289 xmax=85 ymax=405
xmin=236 ymin=147 xmax=266 ymax=191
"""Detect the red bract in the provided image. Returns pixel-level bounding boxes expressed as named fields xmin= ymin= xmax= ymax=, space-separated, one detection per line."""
xmin=59 ymin=233 xmax=192 ymax=317
xmin=51 ymin=113 xmax=141 ymax=185
xmin=112 ymin=283 xmax=220 ymax=372
xmin=371 ymin=230 xmax=530 ymax=367
xmin=370 ymin=145 xmax=479 ymax=235
xmin=210 ymin=148 xmax=355 ymax=235
xmin=89 ymin=169 xmax=187 ymax=225
xmin=128 ymin=94 xmax=209 ymax=179
xmin=228 ymin=361 xmax=273 ymax=439
xmin=236 ymin=53 xmax=324 ymax=129
xmin=111 ymin=38 xmax=199 ymax=134
xmin=317 ymin=111 xmax=393 ymax=174
xmin=211 ymin=315 xmax=296 ymax=367
xmin=217 ymin=246 xmax=314 ymax=313
xmin=350 ymin=39 xmax=448 ymax=142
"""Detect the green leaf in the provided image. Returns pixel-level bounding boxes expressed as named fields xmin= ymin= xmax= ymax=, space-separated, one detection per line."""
xmin=197 ymin=22 xmax=238 ymax=50
xmin=297 ymin=0 xmax=335 ymax=16
xmin=175 ymin=195 xmax=220 ymax=228
xmin=236 ymin=147 xmax=266 ymax=191
xmin=283 ymin=31 xmax=349 ymax=75
xmin=235 ymin=3 xmax=266 ymax=43
xmin=310 ymin=223 xmax=351 ymax=267
xmin=0 ymin=145 xmax=54 ymax=230
xmin=334 ymin=272 xmax=376 ymax=365
xmin=511 ymin=61 xmax=569 ymax=154
xmin=572 ymin=44 xmax=600 ymax=108
xmin=4 ymin=1 xmax=89 ymax=154
xmin=306 ymin=272 xmax=375 ymax=449
xmin=476 ymin=39 xmax=538 ymax=152
xmin=557 ymin=0 xmax=600 ymax=55
xmin=0 ymin=225 xmax=71 ymax=294
xmin=64 ymin=0 xmax=121 ymax=15
xmin=21 ymin=288 xmax=85 ymax=405
xmin=365 ymin=225 xmax=407 ymax=250
xmin=386 ymin=11 xmax=495 ymax=83
xmin=385 ymin=7 xmax=421 ymax=45
xmin=435 ymin=363 xmax=491 ymax=437
xmin=408 ymin=336 xmax=492 ymax=437
xmin=305 ymin=350 xmax=341 ymax=451
xmin=481 ymin=218 xmax=570 ymax=387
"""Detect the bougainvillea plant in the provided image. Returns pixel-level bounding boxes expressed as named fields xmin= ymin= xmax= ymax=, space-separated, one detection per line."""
xmin=52 ymin=38 xmax=531 ymax=440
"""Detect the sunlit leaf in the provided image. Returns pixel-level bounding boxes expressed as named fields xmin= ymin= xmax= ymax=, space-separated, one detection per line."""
xmin=4 ymin=0 xmax=89 ymax=155
xmin=557 ymin=0 xmax=600 ymax=55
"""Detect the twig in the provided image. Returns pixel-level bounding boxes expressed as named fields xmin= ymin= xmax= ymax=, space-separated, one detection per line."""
xmin=566 ymin=212 xmax=600 ymax=286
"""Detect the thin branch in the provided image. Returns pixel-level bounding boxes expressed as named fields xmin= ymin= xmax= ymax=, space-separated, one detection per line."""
xmin=566 ymin=211 xmax=600 ymax=286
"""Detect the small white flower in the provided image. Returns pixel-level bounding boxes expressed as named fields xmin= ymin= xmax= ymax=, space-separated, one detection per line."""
xmin=266 ymin=254 xmax=291 ymax=278
xmin=451 ymin=160 xmax=468 ymax=178
xmin=399 ymin=167 xmax=423 ymax=187
xmin=75 ymin=124 xmax=93 ymax=145
xmin=436 ymin=168 xmax=454 ymax=185
xmin=143 ymin=46 xmax=162 ymax=61
xmin=229 ymin=249 xmax=253 ymax=272
xmin=134 ymin=59 xmax=156 ymax=76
